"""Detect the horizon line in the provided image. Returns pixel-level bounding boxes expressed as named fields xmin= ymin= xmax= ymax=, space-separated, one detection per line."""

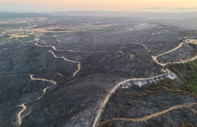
xmin=0 ymin=10 xmax=197 ymax=14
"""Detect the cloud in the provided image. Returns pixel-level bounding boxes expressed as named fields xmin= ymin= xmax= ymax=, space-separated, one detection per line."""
xmin=145 ymin=7 xmax=197 ymax=10
xmin=145 ymin=7 xmax=165 ymax=10
xmin=171 ymin=7 xmax=197 ymax=10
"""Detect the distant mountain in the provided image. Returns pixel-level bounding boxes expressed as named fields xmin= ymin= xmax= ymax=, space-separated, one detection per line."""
xmin=0 ymin=12 xmax=51 ymax=19
xmin=1 ymin=11 xmax=197 ymax=21
xmin=48 ymin=11 xmax=197 ymax=20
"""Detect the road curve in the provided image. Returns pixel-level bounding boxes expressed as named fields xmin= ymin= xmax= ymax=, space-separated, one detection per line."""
xmin=48 ymin=50 xmax=81 ymax=77
xmin=92 ymin=70 xmax=176 ymax=127
xmin=16 ymin=104 xmax=26 ymax=126
xmin=152 ymin=39 xmax=197 ymax=67
xmin=30 ymin=74 xmax=56 ymax=85
xmin=36 ymin=86 xmax=50 ymax=100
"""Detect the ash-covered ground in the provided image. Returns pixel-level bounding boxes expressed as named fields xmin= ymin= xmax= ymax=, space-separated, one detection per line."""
xmin=0 ymin=14 xmax=197 ymax=127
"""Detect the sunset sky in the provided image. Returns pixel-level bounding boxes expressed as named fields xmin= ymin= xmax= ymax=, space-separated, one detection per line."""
xmin=0 ymin=0 xmax=197 ymax=12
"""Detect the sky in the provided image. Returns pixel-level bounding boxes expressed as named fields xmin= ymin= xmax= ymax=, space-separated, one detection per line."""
xmin=0 ymin=0 xmax=197 ymax=12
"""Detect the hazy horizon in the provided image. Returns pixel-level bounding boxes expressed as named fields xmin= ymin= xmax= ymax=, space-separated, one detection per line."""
xmin=0 ymin=10 xmax=197 ymax=14
xmin=0 ymin=0 xmax=197 ymax=13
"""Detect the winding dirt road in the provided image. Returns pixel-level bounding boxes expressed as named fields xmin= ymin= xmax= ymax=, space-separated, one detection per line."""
xmin=92 ymin=70 xmax=176 ymax=127
xmin=35 ymin=43 xmax=122 ymax=54
xmin=16 ymin=74 xmax=57 ymax=126
xmin=48 ymin=50 xmax=81 ymax=77
xmin=100 ymin=103 xmax=197 ymax=125
xmin=30 ymin=74 xmax=56 ymax=85
xmin=30 ymin=74 xmax=56 ymax=100
xmin=92 ymin=39 xmax=197 ymax=127
xmin=35 ymin=43 xmax=124 ymax=77
xmin=16 ymin=104 xmax=26 ymax=126
xmin=152 ymin=39 xmax=197 ymax=67
xmin=172 ymin=54 xmax=197 ymax=64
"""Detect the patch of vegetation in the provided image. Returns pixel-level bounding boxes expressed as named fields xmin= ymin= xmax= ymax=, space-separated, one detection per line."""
xmin=136 ymin=90 xmax=155 ymax=97
xmin=28 ymin=53 xmax=35 ymax=59
xmin=98 ymin=122 xmax=114 ymax=127
xmin=156 ymin=60 xmax=197 ymax=95
xmin=126 ymin=100 xmax=133 ymax=106
xmin=180 ymin=123 xmax=194 ymax=127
